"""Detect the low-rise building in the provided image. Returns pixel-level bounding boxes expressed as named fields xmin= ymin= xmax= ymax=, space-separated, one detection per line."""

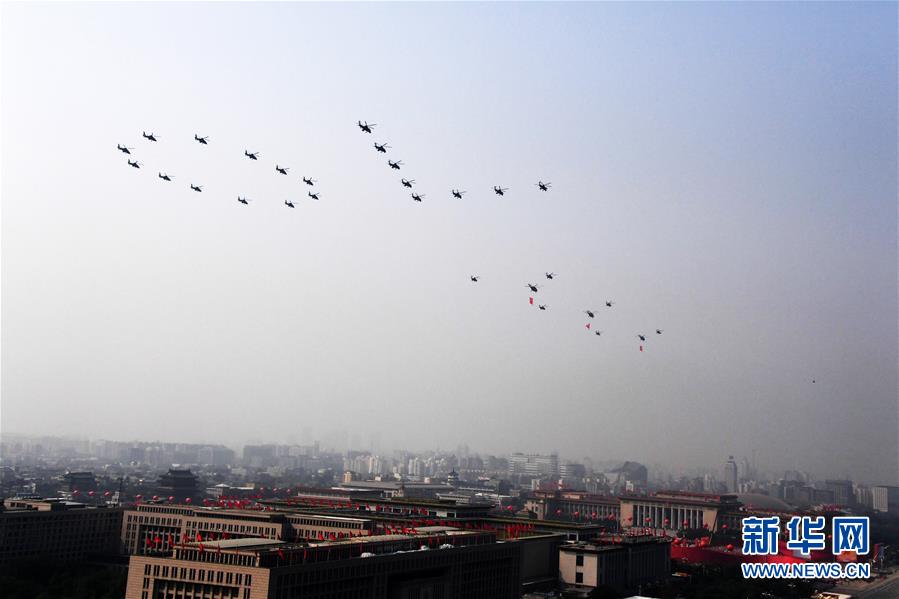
xmin=619 ymin=491 xmax=741 ymax=532
xmin=0 ymin=497 xmax=122 ymax=564
xmin=559 ymin=534 xmax=671 ymax=593
xmin=125 ymin=529 xmax=520 ymax=599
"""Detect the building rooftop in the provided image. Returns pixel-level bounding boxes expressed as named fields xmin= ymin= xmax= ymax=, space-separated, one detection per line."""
xmin=560 ymin=535 xmax=670 ymax=553
xmin=619 ymin=491 xmax=740 ymax=506
xmin=196 ymin=538 xmax=285 ymax=549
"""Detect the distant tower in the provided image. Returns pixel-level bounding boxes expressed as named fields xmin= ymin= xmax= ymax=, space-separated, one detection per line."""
xmin=724 ymin=456 xmax=738 ymax=493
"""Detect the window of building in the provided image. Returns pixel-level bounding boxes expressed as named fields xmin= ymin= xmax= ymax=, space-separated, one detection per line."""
xmin=575 ymin=554 xmax=584 ymax=566
xmin=575 ymin=572 xmax=583 ymax=584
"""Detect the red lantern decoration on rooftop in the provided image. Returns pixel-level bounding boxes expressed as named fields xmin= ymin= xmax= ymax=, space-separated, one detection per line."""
xmin=726 ymin=544 xmax=734 ymax=552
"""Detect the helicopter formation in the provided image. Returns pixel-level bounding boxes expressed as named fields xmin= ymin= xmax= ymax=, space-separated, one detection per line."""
xmin=469 ymin=269 xmax=663 ymax=349
xmin=119 ymin=130 xmax=323 ymax=207
xmin=358 ymin=119 xmax=551 ymax=203
xmin=121 ymin=120 xmax=665 ymax=350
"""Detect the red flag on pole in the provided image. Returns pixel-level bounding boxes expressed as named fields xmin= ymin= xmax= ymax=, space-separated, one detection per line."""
xmin=639 ymin=345 xmax=643 ymax=352
xmin=529 ymin=297 xmax=534 ymax=305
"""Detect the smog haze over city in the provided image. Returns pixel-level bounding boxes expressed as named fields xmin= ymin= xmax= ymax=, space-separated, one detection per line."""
xmin=2 ymin=2 xmax=896 ymax=484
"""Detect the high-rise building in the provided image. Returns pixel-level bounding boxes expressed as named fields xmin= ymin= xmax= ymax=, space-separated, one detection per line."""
xmin=824 ymin=480 xmax=853 ymax=506
xmin=508 ymin=453 xmax=560 ymax=479
xmin=855 ymin=485 xmax=874 ymax=509
xmin=724 ymin=456 xmax=738 ymax=493
xmin=872 ymin=486 xmax=899 ymax=515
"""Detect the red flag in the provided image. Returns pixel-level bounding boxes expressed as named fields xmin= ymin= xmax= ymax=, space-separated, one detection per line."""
xmin=198 ymin=543 xmax=205 ymax=553
xmin=196 ymin=533 xmax=203 ymax=542
xmin=529 ymin=297 xmax=534 ymax=305
xmin=639 ymin=345 xmax=643 ymax=352
xmin=277 ymin=549 xmax=285 ymax=561
xmin=585 ymin=323 xmax=591 ymax=330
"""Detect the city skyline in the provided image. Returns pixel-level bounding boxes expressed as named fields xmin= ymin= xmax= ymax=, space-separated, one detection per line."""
xmin=2 ymin=2 xmax=897 ymax=485
xmin=0 ymin=431 xmax=868 ymax=487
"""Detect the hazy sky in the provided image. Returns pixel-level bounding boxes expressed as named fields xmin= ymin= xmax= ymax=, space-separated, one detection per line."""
xmin=2 ymin=2 xmax=896 ymax=483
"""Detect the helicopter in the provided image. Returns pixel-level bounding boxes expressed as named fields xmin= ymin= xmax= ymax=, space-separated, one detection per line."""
xmin=237 ymin=196 xmax=250 ymax=205
xmin=401 ymin=178 xmax=415 ymax=188
xmin=302 ymin=177 xmax=316 ymax=186
xmin=275 ymin=165 xmax=289 ymax=175
xmin=308 ymin=191 xmax=320 ymax=201
xmin=605 ymin=301 xmax=615 ymax=308
xmin=493 ymin=186 xmax=508 ymax=196
xmin=357 ymin=121 xmax=376 ymax=133
xmin=194 ymin=134 xmax=208 ymax=145
xmin=526 ymin=283 xmax=541 ymax=293
xmin=452 ymin=189 xmax=466 ymax=199
xmin=538 ymin=305 xmax=547 ymax=311
xmin=245 ymin=150 xmax=259 ymax=160
xmin=388 ymin=160 xmax=403 ymax=170
xmin=127 ymin=159 xmax=141 ymax=169
xmin=374 ymin=142 xmax=389 ymax=153
xmin=284 ymin=200 xmax=295 ymax=208
xmin=117 ymin=144 xmax=132 ymax=154
xmin=411 ymin=193 xmax=424 ymax=202
xmin=536 ymin=181 xmax=551 ymax=191
xmin=142 ymin=131 xmax=158 ymax=142
xmin=584 ymin=310 xmax=595 ymax=318
xmin=545 ymin=272 xmax=556 ymax=280
xmin=190 ymin=184 xmax=203 ymax=192
xmin=158 ymin=173 xmax=173 ymax=181
xmin=470 ymin=275 xmax=480 ymax=282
